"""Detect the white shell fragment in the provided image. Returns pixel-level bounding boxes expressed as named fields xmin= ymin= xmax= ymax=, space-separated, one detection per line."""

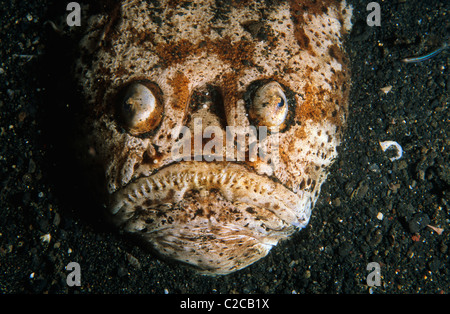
xmin=379 ymin=140 xmax=403 ymax=161
xmin=427 ymin=225 xmax=444 ymax=235
xmin=380 ymin=85 xmax=392 ymax=94
xmin=40 ymin=233 xmax=51 ymax=243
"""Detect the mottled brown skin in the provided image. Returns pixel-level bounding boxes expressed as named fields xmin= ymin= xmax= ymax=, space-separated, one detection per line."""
xmin=76 ymin=0 xmax=352 ymax=274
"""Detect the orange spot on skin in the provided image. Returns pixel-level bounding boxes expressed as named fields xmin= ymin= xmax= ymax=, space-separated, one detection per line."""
xmin=168 ymin=71 xmax=190 ymax=110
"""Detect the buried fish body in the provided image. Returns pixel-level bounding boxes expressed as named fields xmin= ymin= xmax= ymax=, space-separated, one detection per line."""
xmin=76 ymin=0 xmax=353 ymax=275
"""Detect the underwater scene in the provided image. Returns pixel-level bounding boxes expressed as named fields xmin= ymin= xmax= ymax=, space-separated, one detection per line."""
xmin=0 ymin=0 xmax=448 ymax=296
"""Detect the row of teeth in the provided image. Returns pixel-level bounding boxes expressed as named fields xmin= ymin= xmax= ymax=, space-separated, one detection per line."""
xmin=111 ymin=169 xmax=264 ymax=213
xmin=109 ymin=163 xmax=303 ymax=227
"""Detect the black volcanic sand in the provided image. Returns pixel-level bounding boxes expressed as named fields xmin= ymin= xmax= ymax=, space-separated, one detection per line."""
xmin=0 ymin=0 xmax=448 ymax=294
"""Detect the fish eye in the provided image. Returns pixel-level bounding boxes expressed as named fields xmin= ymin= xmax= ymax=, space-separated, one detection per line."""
xmin=118 ymin=81 xmax=163 ymax=135
xmin=249 ymin=81 xmax=288 ymax=131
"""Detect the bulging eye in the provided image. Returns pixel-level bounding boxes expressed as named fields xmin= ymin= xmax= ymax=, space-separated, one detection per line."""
xmin=118 ymin=81 xmax=163 ymax=135
xmin=249 ymin=81 xmax=288 ymax=131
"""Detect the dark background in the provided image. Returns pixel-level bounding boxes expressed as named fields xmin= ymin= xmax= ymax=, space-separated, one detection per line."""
xmin=0 ymin=0 xmax=448 ymax=293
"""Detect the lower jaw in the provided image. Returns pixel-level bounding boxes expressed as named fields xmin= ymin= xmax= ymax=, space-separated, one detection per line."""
xmin=141 ymin=188 xmax=297 ymax=274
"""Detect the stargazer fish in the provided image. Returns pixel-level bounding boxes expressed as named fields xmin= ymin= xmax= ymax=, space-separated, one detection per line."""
xmin=76 ymin=0 xmax=353 ymax=275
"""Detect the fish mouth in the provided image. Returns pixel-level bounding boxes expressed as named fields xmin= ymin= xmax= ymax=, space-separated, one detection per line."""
xmin=109 ymin=161 xmax=308 ymax=228
xmin=108 ymin=161 xmax=310 ymax=274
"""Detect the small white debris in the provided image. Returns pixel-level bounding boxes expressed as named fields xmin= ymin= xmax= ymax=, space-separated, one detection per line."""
xmin=379 ymin=140 xmax=403 ymax=161
xmin=164 ymin=288 xmax=169 ymax=294
xmin=29 ymin=272 xmax=35 ymax=279
xmin=377 ymin=212 xmax=384 ymax=220
xmin=126 ymin=253 xmax=141 ymax=268
xmin=427 ymin=225 xmax=444 ymax=235
xmin=380 ymin=85 xmax=392 ymax=94
xmin=40 ymin=233 xmax=51 ymax=243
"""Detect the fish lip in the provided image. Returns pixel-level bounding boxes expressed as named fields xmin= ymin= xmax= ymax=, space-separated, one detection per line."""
xmin=108 ymin=160 xmax=309 ymax=228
